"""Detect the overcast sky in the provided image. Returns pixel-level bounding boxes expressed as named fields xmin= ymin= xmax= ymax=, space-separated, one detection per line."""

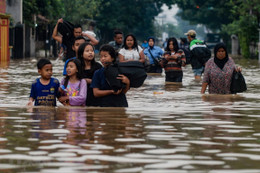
xmin=156 ymin=4 xmax=179 ymax=25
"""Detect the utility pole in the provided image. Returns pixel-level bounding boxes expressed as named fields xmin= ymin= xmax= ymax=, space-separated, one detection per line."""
xmin=258 ymin=28 xmax=260 ymax=62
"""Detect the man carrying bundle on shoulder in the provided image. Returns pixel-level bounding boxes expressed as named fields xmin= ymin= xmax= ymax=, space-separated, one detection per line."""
xmin=52 ymin=18 xmax=99 ymax=62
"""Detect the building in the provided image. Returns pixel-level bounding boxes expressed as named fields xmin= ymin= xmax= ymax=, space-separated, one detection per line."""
xmin=0 ymin=0 xmax=10 ymax=66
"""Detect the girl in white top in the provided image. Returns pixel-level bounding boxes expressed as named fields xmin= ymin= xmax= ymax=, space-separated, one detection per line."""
xmin=118 ymin=34 xmax=145 ymax=63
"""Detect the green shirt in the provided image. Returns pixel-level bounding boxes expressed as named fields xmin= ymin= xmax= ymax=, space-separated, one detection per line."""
xmin=189 ymin=39 xmax=206 ymax=51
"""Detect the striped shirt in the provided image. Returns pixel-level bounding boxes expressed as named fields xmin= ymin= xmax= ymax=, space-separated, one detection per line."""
xmin=162 ymin=49 xmax=186 ymax=72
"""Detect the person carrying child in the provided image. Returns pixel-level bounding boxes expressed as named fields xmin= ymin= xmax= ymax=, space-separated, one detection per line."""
xmin=91 ymin=45 xmax=130 ymax=107
xmin=59 ymin=59 xmax=87 ymax=106
xmin=77 ymin=42 xmax=102 ymax=106
xmin=52 ymin=18 xmax=98 ymax=61
xmin=27 ymin=58 xmax=60 ymax=106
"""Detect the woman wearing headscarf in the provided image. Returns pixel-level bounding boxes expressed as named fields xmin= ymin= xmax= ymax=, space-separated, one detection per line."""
xmin=201 ymin=43 xmax=241 ymax=94
xmin=143 ymin=37 xmax=164 ymax=73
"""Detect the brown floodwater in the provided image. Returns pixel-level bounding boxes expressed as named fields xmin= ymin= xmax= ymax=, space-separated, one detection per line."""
xmin=0 ymin=57 xmax=260 ymax=172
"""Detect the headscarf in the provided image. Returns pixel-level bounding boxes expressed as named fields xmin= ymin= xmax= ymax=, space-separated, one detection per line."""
xmin=147 ymin=37 xmax=155 ymax=49
xmin=214 ymin=43 xmax=229 ymax=70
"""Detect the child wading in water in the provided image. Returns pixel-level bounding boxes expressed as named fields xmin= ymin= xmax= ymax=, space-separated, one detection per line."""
xmin=63 ymin=36 xmax=86 ymax=76
xmin=27 ymin=58 xmax=60 ymax=106
xmin=161 ymin=37 xmax=186 ymax=82
xmin=77 ymin=42 xmax=102 ymax=106
xmin=59 ymin=59 xmax=87 ymax=106
xmin=91 ymin=44 xmax=130 ymax=107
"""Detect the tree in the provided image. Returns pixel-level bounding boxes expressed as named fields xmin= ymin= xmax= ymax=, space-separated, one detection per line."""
xmin=61 ymin=0 xmax=101 ymax=24
xmin=24 ymin=0 xmax=179 ymax=44
xmin=174 ymin=0 xmax=234 ymax=31
xmin=95 ymin=0 xmax=174 ymax=43
xmin=23 ymin=0 xmax=65 ymax=26
xmin=174 ymin=0 xmax=260 ymax=58
xmin=23 ymin=0 xmax=38 ymax=27
xmin=222 ymin=0 xmax=260 ymax=58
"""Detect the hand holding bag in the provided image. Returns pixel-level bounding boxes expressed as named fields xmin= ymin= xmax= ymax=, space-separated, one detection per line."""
xmin=104 ymin=62 xmax=147 ymax=89
xmin=230 ymin=71 xmax=247 ymax=94
xmin=104 ymin=64 xmax=124 ymax=92
xmin=118 ymin=61 xmax=147 ymax=88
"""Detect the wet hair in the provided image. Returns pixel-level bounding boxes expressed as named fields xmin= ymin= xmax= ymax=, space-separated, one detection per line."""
xmin=123 ymin=34 xmax=138 ymax=50
xmin=63 ymin=58 xmax=83 ymax=88
xmin=78 ymin=42 xmax=99 ymax=73
xmin=99 ymin=44 xmax=117 ymax=63
xmin=165 ymin=37 xmax=179 ymax=52
xmin=37 ymin=58 xmax=51 ymax=69
xmin=73 ymin=24 xmax=82 ymax=29
xmin=73 ymin=36 xmax=86 ymax=45
xmin=114 ymin=30 xmax=123 ymax=37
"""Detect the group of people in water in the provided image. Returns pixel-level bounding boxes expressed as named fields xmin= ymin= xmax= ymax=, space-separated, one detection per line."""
xmin=27 ymin=19 xmax=243 ymax=108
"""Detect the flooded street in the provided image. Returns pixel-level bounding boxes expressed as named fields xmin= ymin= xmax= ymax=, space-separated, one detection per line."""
xmin=0 ymin=58 xmax=260 ymax=172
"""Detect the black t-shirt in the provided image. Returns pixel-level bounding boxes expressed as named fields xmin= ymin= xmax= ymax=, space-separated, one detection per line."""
xmin=83 ymin=62 xmax=102 ymax=106
xmin=91 ymin=68 xmax=128 ymax=107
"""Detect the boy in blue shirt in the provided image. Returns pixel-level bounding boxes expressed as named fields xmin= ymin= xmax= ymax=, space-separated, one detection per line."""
xmin=27 ymin=58 xmax=60 ymax=106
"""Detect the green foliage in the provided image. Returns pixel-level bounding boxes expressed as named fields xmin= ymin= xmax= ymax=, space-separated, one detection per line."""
xmin=23 ymin=0 xmax=64 ymax=26
xmin=239 ymin=32 xmax=250 ymax=58
xmin=22 ymin=0 xmax=177 ymax=43
xmin=95 ymin=0 xmax=167 ymax=43
xmin=22 ymin=0 xmax=259 ymax=58
xmin=174 ymin=0 xmax=260 ymax=58
xmin=61 ymin=0 xmax=101 ymax=24
xmin=23 ymin=0 xmax=38 ymax=26
xmin=221 ymin=0 xmax=259 ymax=57
xmin=174 ymin=0 xmax=234 ymax=31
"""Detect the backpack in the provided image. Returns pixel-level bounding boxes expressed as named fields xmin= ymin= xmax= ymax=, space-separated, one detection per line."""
xmin=190 ymin=40 xmax=211 ymax=66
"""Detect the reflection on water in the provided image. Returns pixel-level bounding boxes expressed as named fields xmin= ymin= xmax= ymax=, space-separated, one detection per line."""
xmin=0 ymin=58 xmax=260 ymax=172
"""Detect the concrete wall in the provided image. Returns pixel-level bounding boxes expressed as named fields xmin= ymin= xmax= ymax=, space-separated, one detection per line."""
xmin=6 ymin=0 xmax=22 ymax=24
xmin=231 ymin=35 xmax=239 ymax=56
xmin=7 ymin=1 xmax=37 ymax=58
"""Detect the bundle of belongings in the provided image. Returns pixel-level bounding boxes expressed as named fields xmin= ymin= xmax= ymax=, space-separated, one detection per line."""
xmin=104 ymin=61 xmax=147 ymax=92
